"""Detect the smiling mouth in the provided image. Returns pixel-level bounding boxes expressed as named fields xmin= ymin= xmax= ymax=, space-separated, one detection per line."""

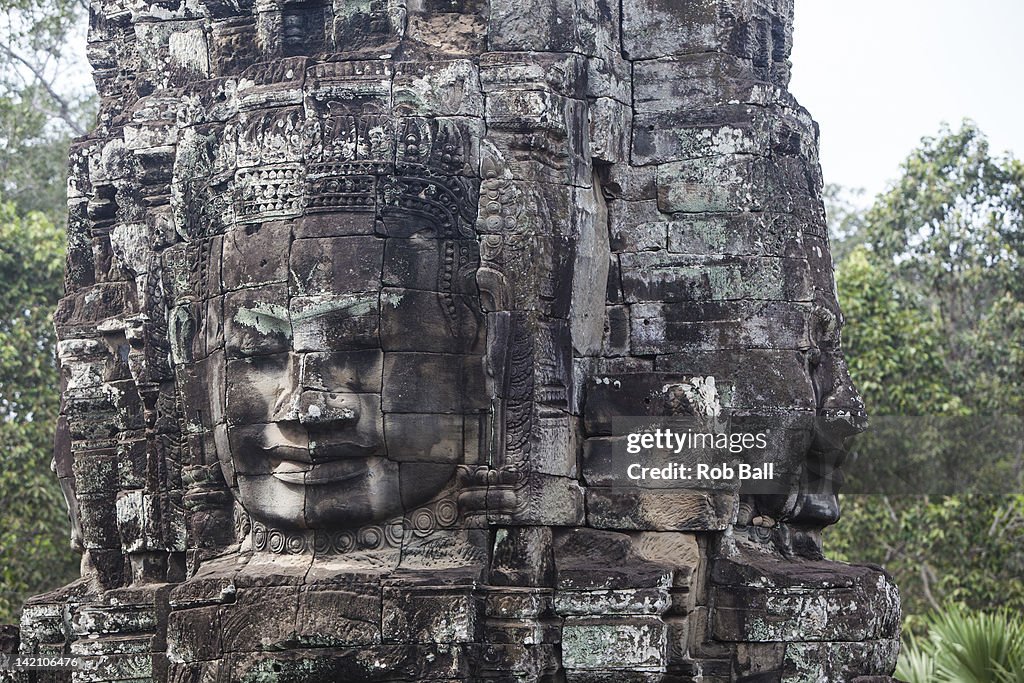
xmin=271 ymin=459 xmax=370 ymax=486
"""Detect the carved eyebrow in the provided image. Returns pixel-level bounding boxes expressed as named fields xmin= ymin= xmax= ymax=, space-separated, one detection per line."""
xmin=233 ymin=303 xmax=291 ymax=336
xmin=234 ymin=292 xmax=399 ymax=332
xmin=291 ymin=295 xmax=379 ymax=322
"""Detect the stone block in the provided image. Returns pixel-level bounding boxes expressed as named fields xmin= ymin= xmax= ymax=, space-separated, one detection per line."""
xmin=293 ymin=212 xmax=376 ymax=238
xmin=607 ymin=199 xmax=667 ymax=253
xmin=605 ymin=162 xmax=658 ymax=202
xmin=484 ymin=92 xmax=591 ymax=187
xmin=166 ymin=606 xmax=221 ymax=663
xmin=399 ymin=464 xmax=459 ymax=514
xmin=621 ymin=0 xmax=720 ymax=59
xmin=406 ymin=0 xmax=489 ymax=56
xmin=583 ymin=372 xmax=722 ymax=436
xmin=305 ymin=60 xmax=392 ymax=112
xmin=301 ymin=349 xmax=383 ymax=394
xmin=561 ymin=617 xmax=668 ymax=670
xmin=381 ymin=586 xmax=482 ymax=644
xmin=379 ymin=287 xmax=483 ymax=353
xmin=530 ymin=415 xmax=577 ymax=477
xmin=383 ymin=413 xmax=464 ymax=463
xmin=506 ymin=474 xmax=586 ymax=527
xmin=382 ymin=352 xmax=487 ymax=413
xmin=782 ymin=640 xmax=900 ymax=682
xmin=229 ymin=644 xmax=462 ymax=681
xmin=655 ymin=155 xmax=766 ymax=214
xmin=288 ymin=235 xmax=383 ymax=296
xmin=665 ymin=211 xmax=806 ymax=257
xmin=488 ymin=0 xmax=602 ymax=54
xmin=633 ymin=117 xmax=769 ymax=167
xmin=115 ymin=490 xmax=164 ymax=553
xmin=479 ymin=52 xmax=588 ymax=98
xmin=629 ymin=301 xmax=811 ymax=354
xmin=382 ymin=236 xmax=442 ymax=290
xmin=393 ymin=60 xmax=485 ymax=117
xmin=655 ymin=351 xmax=816 ymax=412
xmin=555 ymin=585 xmax=670 ymax=617
xmin=72 ymin=450 xmax=117 ymax=496
xmin=392 ymin=116 xmax=484 ymax=179
xmin=290 ymin=293 xmax=380 ymax=352
xmin=619 ymin=253 xmax=811 ymax=304
xmin=633 ymin=54 xmax=762 ymax=114
xmin=223 ymin=354 xmax=292 ymax=426
xmin=218 ymin=586 xmax=299 ymax=652
xmin=589 ymin=97 xmax=630 ymax=164
xmin=79 ymin=493 xmax=120 ymax=550
xmin=586 ymin=488 xmax=735 ymax=531
xmin=601 ymin=305 xmax=631 ymax=357
xmin=489 ymin=527 xmax=556 ymax=588
xmin=71 ymin=648 xmax=153 ymax=682
xmin=569 ymin=181 xmax=610 ymax=356
xmin=295 ymin=586 xmax=382 ymax=647
xmin=222 ymin=284 xmax=291 ymax=357
xmin=19 ymin=601 xmax=68 ymax=647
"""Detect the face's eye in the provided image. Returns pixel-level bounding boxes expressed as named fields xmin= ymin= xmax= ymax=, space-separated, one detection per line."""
xmin=225 ymin=352 xmax=296 ymax=425
xmin=223 ymin=291 xmax=293 ymax=358
xmin=300 ymin=350 xmax=383 ymax=394
xmin=289 ymin=294 xmax=382 ymax=353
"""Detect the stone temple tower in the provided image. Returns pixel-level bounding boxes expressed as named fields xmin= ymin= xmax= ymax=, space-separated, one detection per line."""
xmin=14 ymin=0 xmax=900 ymax=680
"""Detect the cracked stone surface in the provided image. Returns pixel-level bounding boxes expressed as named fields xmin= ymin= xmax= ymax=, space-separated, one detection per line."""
xmin=14 ymin=0 xmax=901 ymax=680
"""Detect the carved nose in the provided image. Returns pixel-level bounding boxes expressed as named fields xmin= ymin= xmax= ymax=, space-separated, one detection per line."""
xmin=296 ymin=390 xmax=358 ymax=426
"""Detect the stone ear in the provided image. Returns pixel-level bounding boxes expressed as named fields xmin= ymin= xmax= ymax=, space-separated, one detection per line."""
xmin=476 ymin=266 xmax=510 ymax=313
xmin=168 ymin=304 xmax=197 ymax=366
xmin=569 ymin=174 xmax=610 ymax=356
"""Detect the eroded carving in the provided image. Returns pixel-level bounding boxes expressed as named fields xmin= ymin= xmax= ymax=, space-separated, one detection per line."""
xmin=18 ymin=1 xmax=902 ymax=681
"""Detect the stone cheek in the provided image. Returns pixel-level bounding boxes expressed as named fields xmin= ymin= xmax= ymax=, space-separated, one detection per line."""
xmin=17 ymin=0 xmax=902 ymax=681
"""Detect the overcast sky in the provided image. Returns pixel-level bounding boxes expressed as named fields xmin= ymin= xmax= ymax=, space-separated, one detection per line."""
xmin=790 ymin=0 xmax=1024 ymax=202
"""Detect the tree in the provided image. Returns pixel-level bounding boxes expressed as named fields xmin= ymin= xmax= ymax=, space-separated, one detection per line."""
xmin=0 ymin=202 xmax=78 ymax=622
xmin=823 ymin=183 xmax=869 ymax=265
xmin=824 ymin=121 xmax=1024 ymax=623
xmin=1 ymin=0 xmax=94 ymax=219
xmin=860 ymin=121 xmax=1024 ymax=415
xmin=0 ymin=0 xmax=94 ymax=623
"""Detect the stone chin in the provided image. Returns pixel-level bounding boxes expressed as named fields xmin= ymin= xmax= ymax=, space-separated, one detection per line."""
xmin=234 ymin=458 xmax=458 ymax=531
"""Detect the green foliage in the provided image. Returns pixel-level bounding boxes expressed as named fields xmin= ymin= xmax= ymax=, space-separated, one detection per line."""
xmin=0 ymin=201 xmax=78 ymax=623
xmin=0 ymin=84 xmax=78 ymax=217
xmin=823 ymin=183 xmax=869 ymax=264
xmin=898 ymin=633 xmax=937 ymax=683
xmin=1 ymin=0 xmax=95 ymax=219
xmin=825 ymin=121 xmax=1024 ymax=622
xmin=828 ymin=495 xmax=1024 ymax=624
xmin=859 ymin=120 xmax=1024 ymax=415
xmin=0 ymin=0 xmax=94 ymax=623
xmin=896 ymin=605 xmax=1024 ymax=683
xmin=837 ymin=247 xmax=960 ymax=415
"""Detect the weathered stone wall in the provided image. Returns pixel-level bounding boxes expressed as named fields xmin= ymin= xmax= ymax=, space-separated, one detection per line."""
xmin=15 ymin=0 xmax=901 ymax=681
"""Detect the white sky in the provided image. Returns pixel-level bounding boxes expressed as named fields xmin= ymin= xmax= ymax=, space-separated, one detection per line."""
xmin=790 ymin=0 xmax=1024 ymax=202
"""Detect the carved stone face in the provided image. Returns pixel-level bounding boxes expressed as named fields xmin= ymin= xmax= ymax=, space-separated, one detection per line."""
xmin=207 ymin=210 xmax=487 ymax=531
xmin=163 ymin=101 xmax=493 ymax=532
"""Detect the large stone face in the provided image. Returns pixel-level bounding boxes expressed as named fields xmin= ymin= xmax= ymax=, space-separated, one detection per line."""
xmin=15 ymin=0 xmax=901 ymax=680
